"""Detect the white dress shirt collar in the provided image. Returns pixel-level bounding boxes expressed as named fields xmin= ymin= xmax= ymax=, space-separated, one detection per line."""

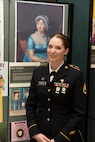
xmin=49 ymin=61 xmax=64 ymax=74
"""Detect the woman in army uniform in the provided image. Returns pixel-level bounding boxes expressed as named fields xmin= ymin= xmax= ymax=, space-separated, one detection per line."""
xmin=26 ymin=33 xmax=87 ymax=142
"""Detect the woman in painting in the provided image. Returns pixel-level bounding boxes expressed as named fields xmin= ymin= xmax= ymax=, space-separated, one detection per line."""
xmin=23 ymin=15 xmax=50 ymax=62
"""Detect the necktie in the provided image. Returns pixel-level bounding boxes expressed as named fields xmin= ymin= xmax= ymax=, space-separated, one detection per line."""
xmin=49 ymin=71 xmax=56 ymax=82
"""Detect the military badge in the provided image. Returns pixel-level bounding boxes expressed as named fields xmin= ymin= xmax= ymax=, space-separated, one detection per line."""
xmin=54 ymin=79 xmax=69 ymax=95
xmin=55 ymin=86 xmax=60 ymax=94
xmin=41 ymin=77 xmax=45 ymax=81
xmin=61 ymin=87 xmax=66 ymax=94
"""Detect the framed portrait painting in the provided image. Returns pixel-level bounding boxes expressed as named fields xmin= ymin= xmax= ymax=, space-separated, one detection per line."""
xmin=14 ymin=1 xmax=72 ymax=62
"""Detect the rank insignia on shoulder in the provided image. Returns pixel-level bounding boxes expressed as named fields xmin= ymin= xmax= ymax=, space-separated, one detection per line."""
xmin=83 ymin=82 xmax=87 ymax=95
xmin=69 ymin=64 xmax=80 ymax=71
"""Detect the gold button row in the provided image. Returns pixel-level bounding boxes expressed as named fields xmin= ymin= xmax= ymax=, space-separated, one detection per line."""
xmin=47 ymin=97 xmax=51 ymax=121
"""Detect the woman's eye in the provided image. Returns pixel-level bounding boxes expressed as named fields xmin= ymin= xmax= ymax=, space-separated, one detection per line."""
xmin=56 ymin=46 xmax=61 ymax=50
xmin=48 ymin=45 xmax=61 ymax=50
xmin=48 ymin=45 xmax=52 ymax=48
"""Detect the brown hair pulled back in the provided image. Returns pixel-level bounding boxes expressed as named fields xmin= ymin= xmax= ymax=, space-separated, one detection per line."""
xmin=50 ymin=33 xmax=70 ymax=49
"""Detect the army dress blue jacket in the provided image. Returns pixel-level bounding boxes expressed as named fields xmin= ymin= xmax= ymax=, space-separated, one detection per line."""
xmin=26 ymin=62 xmax=87 ymax=142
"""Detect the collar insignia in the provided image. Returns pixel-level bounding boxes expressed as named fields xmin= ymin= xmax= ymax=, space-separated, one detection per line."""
xmin=41 ymin=77 xmax=45 ymax=81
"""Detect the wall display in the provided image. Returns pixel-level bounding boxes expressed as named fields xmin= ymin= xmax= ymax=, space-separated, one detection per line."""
xmin=91 ymin=0 xmax=95 ymax=68
xmin=15 ymin=1 xmax=70 ymax=62
xmin=0 ymin=62 xmax=8 ymax=122
xmin=0 ymin=88 xmax=3 ymax=122
xmin=0 ymin=0 xmax=4 ymax=62
xmin=9 ymin=62 xmax=40 ymax=116
xmin=9 ymin=87 xmax=29 ymax=116
xmin=0 ymin=62 xmax=8 ymax=96
xmin=9 ymin=62 xmax=40 ymax=87
xmin=0 ymin=122 xmax=7 ymax=142
xmin=11 ymin=120 xmax=30 ymax=142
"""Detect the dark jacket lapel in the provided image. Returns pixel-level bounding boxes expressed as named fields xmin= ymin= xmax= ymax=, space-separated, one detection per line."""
xmin=40 ymin=63 xmax=50 ymax=83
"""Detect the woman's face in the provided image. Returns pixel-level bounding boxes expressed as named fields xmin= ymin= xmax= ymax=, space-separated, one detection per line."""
xmin=36 ymin=19 xmax=46 ymax=33
xmin=47 ymin=36 xmax=69 ymax=63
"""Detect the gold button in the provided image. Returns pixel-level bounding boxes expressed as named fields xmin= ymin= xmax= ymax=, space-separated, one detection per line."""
xmin=47 ymin=118 xmax=50 ymax=121
xmin=48 ymin=98 xmax=50 ymax=101
xmin=48 ymin=108 xmax=50 ymax=111
xmin=48 ymin=89 xmax=51 ymax=92
xmin=65 ymin=66 xmax=68 ymax=69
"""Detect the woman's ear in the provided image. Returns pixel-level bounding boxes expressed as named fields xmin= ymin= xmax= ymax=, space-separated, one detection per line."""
xmin=64 ymin=48 xmax=69 ymax=55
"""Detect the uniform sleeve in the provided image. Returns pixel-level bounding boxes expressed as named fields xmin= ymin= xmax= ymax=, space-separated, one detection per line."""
xmin=26 ymin=71 xmax=41 ymax=138
xmin=54 ymin=72 xmax=87 ymax=142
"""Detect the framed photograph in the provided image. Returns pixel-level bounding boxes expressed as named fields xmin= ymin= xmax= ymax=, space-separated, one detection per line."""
xmin=12 ymin=90 xmax=20 ymax=101
xmin=14 ymin=1 xmax=72 ymax=62
xmin=11 ymin=120 xmax=30 ymax=141
xmin=9 ymin=87 xmax=29 ymax=116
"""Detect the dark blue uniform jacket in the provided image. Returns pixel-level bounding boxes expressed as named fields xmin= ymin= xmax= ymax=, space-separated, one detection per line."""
xmin=26 ymin=62 xmax=87 ymax=142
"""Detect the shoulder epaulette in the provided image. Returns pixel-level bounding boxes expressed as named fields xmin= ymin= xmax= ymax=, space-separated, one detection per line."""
xmin=69 ymin=64 xmax=80 ymax=71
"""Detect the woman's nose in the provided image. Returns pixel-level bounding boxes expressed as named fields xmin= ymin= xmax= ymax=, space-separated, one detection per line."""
xmin=51 ymin=47 xmax=55 ymax=53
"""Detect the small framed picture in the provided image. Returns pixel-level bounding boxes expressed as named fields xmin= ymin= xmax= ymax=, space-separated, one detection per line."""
xmin=12 ymin=90 xmax=20 ymax=101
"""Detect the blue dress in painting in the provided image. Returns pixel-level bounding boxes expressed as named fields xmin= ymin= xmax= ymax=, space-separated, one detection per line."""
xmin=23 ymin=31 xmax=50 ymax=62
